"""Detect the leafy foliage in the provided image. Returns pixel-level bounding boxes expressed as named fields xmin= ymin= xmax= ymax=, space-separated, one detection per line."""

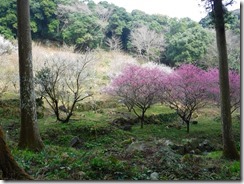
xmin=200 ymin=9 xmax=240 ymax=34
xmin=0 ymin=0 xmax=239 ymax=64
xmin=0 ymin=0 xmax=17 ymax=39
xmin=164 ymin=25 xmax=211 ymax=65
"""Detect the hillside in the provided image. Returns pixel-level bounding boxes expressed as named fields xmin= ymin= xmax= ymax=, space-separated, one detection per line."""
xmin=0 ymin=1 xmax=241 ymax=180
xmin=0 ymin=0 xmax=240 ymax=69
xmin=0 ymin=43 xmax=241 ymax=180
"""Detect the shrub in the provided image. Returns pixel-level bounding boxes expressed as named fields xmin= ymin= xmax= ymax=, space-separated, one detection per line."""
xmin=35 ymin=51 xmax=97 ymax=123
xmin=0 ymin=35 xmax=16 ymax=55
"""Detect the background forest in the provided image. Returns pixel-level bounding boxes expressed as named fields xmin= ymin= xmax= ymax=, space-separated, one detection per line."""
xmin=0 ymin=0 xmax=241 ymax=181
xmin=0 ymin=0 xmax=240 ymax=69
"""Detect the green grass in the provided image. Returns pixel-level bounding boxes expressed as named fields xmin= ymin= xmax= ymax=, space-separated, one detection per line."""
xmin=0 ymin=98 xmax=240 ymax=180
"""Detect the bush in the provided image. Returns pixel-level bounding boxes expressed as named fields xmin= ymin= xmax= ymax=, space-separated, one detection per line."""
xmin=35 ymin=51 xmax=97 ymax=123
xmin=0 ymin=35 xmax=16 ymax=55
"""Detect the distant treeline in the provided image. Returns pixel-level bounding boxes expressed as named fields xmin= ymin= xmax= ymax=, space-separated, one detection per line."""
xmin=0 ymin=0 xmax=240 ymax=68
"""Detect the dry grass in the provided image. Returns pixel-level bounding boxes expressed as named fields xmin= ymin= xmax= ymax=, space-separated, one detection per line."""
xmin=0 ymin=42 xmax=140 ymax=102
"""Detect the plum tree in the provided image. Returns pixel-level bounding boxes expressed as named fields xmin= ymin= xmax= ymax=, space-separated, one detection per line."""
xmin=35 ymin=51 xmax=96 ymax=123
xmin=207 ymin=68 xmax=240 ymax=114
xmin=162 ymin=64 xmax=209 ymax=133
xmin=106 ymin=64 xmax=167 ymax=128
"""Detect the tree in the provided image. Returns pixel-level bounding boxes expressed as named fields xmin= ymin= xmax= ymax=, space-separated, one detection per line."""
xmin=130 ymin=25 xmax=165 ymax=62
xmin=200 ymin=29 xmax=240 ymax=72
xmin=35 ymin=51 xmax=96 ymax=123
xmin=0 ymin=127 xmax=32 ymax=180
xmin=162 ymin=64 xmax=209 ymax=133
xmin=60 ymin=12 xmax=104 ymax=51
xmin=0 ymin=0 xmax=17 ymax=39
xmin=105 ymin=35 xmax=122 ymax=51
xmin=164 ymin=24 xmax=211 ymax=66
xmin=207 ymin=68 xmax=240 ymax=114
xmin=106 ymin=63 xmax=167 ymax=128
xmin=105 ymin=6 xmax=131 ymax=50
xmin=200 ymin=8 xmax=240 ymax=33
xmin=0 ymin=34 xmax=16 ymax=55
xmin=211 ymin=0 xmax=239 ymax=160
xmin=30 ymin=0 xmax=59 ymax=40
xmin=17 ymin=0 xmax=44 ymax=151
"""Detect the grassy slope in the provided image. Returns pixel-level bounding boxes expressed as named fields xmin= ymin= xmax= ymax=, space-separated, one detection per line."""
xmin=0 ymin=45 xmax=240 ymax=180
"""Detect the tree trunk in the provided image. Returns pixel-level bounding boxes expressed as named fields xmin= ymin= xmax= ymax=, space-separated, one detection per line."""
xmin=0 ymin=127 xmax=32 ymax=180
xmin=17 ymin=0 xmax=44 ymax=151
xmin=213 ymin=0 xmax=239 ymax=160
xmin=140 ymin=110 xmax=146 ymax=129
xmin=186 ymin=121 xmax=190 ymax=133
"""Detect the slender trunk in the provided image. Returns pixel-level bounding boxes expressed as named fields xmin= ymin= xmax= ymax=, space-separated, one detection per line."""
xmin=0 ymin=127 xmax=32 ymax=180
xmin=186 ymin=121 xmax=190 ymax=133
xmin=213 ymin=0 xmax=239 ymax=160
xmin=140 ymin=110 xmax=146 ymax=129
xmin=17 ymin=0 xmax=44 ymax=151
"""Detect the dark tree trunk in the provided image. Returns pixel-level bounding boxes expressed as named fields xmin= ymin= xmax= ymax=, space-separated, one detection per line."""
xmin=140 ymin=110 xmax=146 ymax=129
xmin=186 ymin=121 xmax=190 ymax=133
xmin=0 ymin=127 xmax=32 ymax=180
xmin=213 ymin=0 xmax=239 ymax=160
xmin=17 ymin=0 xmax=44 ymax=151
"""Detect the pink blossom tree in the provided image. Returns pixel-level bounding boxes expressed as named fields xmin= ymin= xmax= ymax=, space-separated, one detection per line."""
xmin=106 ymin=64 xmax=166 ymax=128
xmin=162 ymin=64 xmax=209 ymax=133
xmin=207 ymin=68 xmax=240 ymax=114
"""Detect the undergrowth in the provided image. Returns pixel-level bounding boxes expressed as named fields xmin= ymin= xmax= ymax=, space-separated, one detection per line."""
xmin=0 ymin=98 xmax=240 ymax=180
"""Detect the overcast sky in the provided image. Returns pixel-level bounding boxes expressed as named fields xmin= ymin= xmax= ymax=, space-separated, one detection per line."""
xmin=92 ymin=0 xmax=240 ymax=22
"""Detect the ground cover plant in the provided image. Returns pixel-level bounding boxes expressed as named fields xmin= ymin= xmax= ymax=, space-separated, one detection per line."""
xmin=0 ymin=97 xmax=240 ymax=180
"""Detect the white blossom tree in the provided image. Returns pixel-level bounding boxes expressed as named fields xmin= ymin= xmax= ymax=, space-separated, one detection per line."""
xmin=130 ymin=25 xmax=165 ymax=62
xmin=35 ymin=51 xmax=97 ymax=123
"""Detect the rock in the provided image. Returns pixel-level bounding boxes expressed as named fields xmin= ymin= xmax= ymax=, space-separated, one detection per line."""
xmin=126 ymin=141 xmax=145 ymax=153
xmin=112 ymin=118 xmax=133 ymax=130
xmin=197 ymin=139 xmax=214 ymax=152
xmin=170 ymin=144 xmax=186 ymax=155
xmin=194 ymin=148 xmax=202 ymax=154
xmin=112 ymin=118 xmax=128 ymax=126
xmin=70 ymin=136 xmax=82 ymax=148
xmin=150 ymin=172 xmax=159 ymax=180
xmin=191 ymin=120 xmax=198 ymax=124
xmin=156 ymin=139 xmax=173 ymax=146
xmin=96 ymin=109 xmax=104 ymax=114
xmin=59 ymin=105 xmax=69 ymax=113
xmin=166 ymin=123 xmax=181 ymax=129
xmin=122 ymin=124 xmax=132 ymax=131
xmin=78 ymin=171 xmax=86 ymax=177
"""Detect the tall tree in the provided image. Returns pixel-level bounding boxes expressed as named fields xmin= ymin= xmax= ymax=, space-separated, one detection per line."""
xmin=17 ymin=0 xmax=44 ymax=151
xmin=212 ymin=0 xmax=239 ymax=160
xmin=0 ymin=127 xmax=32 ymax=180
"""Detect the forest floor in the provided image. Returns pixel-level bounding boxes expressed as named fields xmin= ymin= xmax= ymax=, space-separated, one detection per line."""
xmin=0 ymin=97 xmax=240 ymax=180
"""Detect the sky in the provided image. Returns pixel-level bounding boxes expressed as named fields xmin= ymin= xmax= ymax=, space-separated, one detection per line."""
xmin=92 ymin=0 xmax=241 ymax=22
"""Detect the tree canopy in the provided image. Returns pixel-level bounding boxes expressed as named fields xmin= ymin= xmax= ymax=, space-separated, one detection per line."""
xmin=0 ymin=0 xmax=240 ymax=68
